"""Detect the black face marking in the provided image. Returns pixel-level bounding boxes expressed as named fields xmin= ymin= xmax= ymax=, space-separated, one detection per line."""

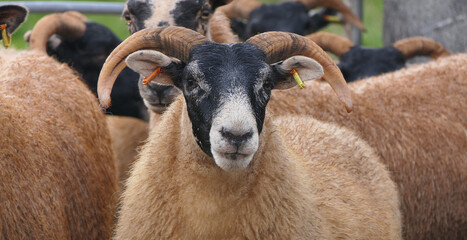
xmin=125 ymin=0 xmax=153 ymax=34
xmin=338 ymin=46 xmax=406 ymax=82
xmin=157 ymin=21 xmax=170 ymax=27
xmin=171 ymin=0 xmax=210 ymax=31
xmin=169 ymin=43 xmax=275 ymax=156
xmin=245 ymin=2 xmax=310 ymax=38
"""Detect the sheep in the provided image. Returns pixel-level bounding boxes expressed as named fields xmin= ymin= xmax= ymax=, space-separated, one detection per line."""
xmin=307 ymin=32 xmax=451 ymax=81
xmin=98 ymin=25 xmax=467 ymax=239
xmin=97 ymin=26 xmax=401 ymax=239
xmin=209 ymin=0 xmax=365 ymax=43
xmin=25 ymin=11 xmax=146 ymax=119
xmin=0 ymin=5 xmax=117 ymax=239
xmin=106 ymin=115 xmax=148 ymax=190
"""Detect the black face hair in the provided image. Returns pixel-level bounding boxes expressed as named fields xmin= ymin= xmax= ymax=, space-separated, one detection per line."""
xmin=46 ymin=22 xmax=144 ymax=119
xmin=124 ymin=0 xmax=154 ymax=34
xmin=338 ymin=46 xmax=406 ymax=82
xmin=171 ymin=0 xmax=210 ymax=32
xmin=246 ymin=2 xmax=310 ymax=38
xmin=165 ymin=43 xmax=277 ymax=156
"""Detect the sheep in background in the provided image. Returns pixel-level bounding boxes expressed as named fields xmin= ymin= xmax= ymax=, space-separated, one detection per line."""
xmin=99 ymin=24 xmax=467 ymax=239
xmin=0 ymin=5 xmax=117 ymax=239
xmin=25 ymin=11 xmax=146 ymax=119
xmin=98 ymin=26 xmax=401 ymax=239
xmin=106 ymin=115 xmax=148 ymax=190
xmin=307 ymin=32 xmax=451 ymax=81
xmin=209 ymin=0 xmax=365 ymax=43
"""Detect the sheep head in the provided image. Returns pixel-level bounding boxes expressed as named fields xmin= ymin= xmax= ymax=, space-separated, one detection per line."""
xmin=98 ymin=26 xmax=351 ymax=171
xmin=307 ymin=32 xmax=451 ymax=81
xmin=0 ymin=4 xmax=28 ymax=45
xmin=122 ymin=0 xmax=229 ymax=36
xmin=210 ymin=0 xmax=365 ymax=43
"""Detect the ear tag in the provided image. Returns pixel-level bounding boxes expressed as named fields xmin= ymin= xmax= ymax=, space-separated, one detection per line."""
xmin=0 ymin=24 xmax=12 ymax=49
xmin=324 ymin=15 xmax=342 ymax=23
xmin=290 ymin=68 xmax=305 ymax=89
xmin=143 ymin=67 xmax=163 ymax=85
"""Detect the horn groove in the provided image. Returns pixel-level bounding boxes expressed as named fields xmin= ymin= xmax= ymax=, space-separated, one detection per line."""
xmin=296 ymin=0 xmax=366 ymax=31
xmin=305 ymin=32 xmax=354 ymax=57
xmin=98 ymin=26 xmax=209 ymax=108
xmin=246 ymin=32 xmax=352 ymax=112
xmin=392 ymin=37 xmax=451 ymax=60
xmin=29 ymin=11 xmax=88 ymax=52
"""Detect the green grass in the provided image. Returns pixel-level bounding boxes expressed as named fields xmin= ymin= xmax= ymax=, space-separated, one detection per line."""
xmin=7 ymin=0 xmax=383 ymax=49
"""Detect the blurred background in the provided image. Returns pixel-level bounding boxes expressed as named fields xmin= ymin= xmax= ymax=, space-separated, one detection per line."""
xmin=7 ymin=0 xmax=384 ymax=49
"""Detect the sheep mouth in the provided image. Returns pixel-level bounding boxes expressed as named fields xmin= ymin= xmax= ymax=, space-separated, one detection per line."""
xmin=149 ymin=103 xmax=171 ymax=113
xmin=218 ymin=152 xmax=249 ymax=161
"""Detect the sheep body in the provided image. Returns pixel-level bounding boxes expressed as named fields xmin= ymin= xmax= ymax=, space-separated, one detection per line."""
xmin=116 ymin=95 xmax=401 ymax=239
xmin=0 ymin=49 xmax=117 ymax=239
xmin=268 ymin=53 xmax=467 ymax=239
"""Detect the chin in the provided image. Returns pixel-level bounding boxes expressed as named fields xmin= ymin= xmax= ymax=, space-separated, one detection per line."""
xmin=212 ymin=151 xmax=254 ymax=171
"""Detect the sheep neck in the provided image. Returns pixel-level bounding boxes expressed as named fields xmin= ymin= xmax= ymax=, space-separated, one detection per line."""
xmin=149 ymin=96 xmax=320 ymax=237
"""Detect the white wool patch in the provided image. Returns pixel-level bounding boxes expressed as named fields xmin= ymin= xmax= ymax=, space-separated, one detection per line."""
xmin=144 ymin=0 xmax=177 ymax=28
xmin=209 ymin=88 xmax=259 ymax=171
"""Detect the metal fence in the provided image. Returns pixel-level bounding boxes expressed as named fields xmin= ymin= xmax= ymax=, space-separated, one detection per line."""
xmin=0 ymin=1 xmax=124 ymax=14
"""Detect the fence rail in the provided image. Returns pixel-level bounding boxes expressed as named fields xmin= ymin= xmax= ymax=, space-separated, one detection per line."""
xmin=0 ymin=1 xmax=124 ymax=14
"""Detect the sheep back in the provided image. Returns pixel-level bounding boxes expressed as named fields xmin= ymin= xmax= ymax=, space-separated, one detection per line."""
xmin=0 ymin=50 xmax=117 ymax=239
xmin=268 ymin=53 xmax=467 ymax=239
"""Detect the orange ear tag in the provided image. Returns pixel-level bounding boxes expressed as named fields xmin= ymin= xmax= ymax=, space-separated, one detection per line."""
xmin=143 ymin=67 xmax=163 ymax=85
xmin=290 ymin=68 xmax=305 ymax=89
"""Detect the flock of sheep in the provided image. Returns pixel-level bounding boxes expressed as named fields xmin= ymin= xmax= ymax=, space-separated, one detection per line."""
xmin=0 ymin=0 xmax=465 ymax=239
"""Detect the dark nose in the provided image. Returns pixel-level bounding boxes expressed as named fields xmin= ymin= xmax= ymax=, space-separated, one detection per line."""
xmin=220 ymin=128 xmax=253 ymax=148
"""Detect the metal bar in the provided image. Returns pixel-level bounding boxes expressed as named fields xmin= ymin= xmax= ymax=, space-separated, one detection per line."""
xmin=351 ymin=0 xmax=363 ymax=45
xmin=0 ymin=1 xmax=125 ymax=15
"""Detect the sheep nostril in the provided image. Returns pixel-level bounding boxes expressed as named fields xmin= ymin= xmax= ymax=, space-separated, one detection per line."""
xmin=220 ymin=128 xmax=253 ymax=147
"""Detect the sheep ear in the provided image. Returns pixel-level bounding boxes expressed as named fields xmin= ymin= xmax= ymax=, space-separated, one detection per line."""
xmin=0 ymin=5 xmax=28 ymax=39
xmin=126 ymin=50 xmax=182 ymax=86
xmin=271 ymin=56 xmax=324 ymax=89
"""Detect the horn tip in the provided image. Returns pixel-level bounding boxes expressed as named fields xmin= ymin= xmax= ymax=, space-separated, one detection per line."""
xmin=340 ymin=96 xmax=353 ymax=113
xmin=98 ymin=90 xmax=111 ymax=108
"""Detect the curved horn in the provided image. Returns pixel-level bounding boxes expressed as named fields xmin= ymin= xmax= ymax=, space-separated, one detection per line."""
xmin=210 ymin=0 xmax=261 ymax=43
xmin=306 ymin=32 xmax=354 ymax=57
xmin=28 ymin=11 xmax=88 ymax=52
xmin=297 ymin=0 xmax=366 ymax=31
xmin=98 ymin=26 xmax=209 ymax=108
xmin=246 ymin=32 xmax=352 ymax=112
xmin=393 ymin=37 xmax=451 ymax=60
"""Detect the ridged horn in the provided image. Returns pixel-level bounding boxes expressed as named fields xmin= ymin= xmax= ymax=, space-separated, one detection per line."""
xmin=296 ymin=0 xmax=366 ymax=31
xmin=98 ymin=26 xmax=209 ymax=108
xmin=392 ymin=37 xmax=451 ymax=60
xmin=28 ymin=11 xmax=88 ymax=52
xmin=246 ymin=32 xmax=352 ymax=112
xmin=306 ymin=32 xmax=354 ymax=57
xmin=210 ymin=0 xmax=261 ymax=43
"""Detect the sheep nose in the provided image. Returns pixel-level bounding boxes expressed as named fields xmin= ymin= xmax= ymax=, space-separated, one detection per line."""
xmin=220 ymin=128 xmax=253 ymax=148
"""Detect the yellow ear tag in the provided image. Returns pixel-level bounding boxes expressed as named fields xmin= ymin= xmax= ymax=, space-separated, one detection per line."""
xmin=143 ymin=67 xmax=163 ymax=85
xmin=0 ymin=24 xmax=11 ymax=49
xmin=324 ymin=15 xmax=342 ymax=23
xmin=290 ymin=68 xmax=305 ymax=89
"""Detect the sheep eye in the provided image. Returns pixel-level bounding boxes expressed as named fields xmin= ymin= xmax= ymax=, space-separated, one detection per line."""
xmin=186 ymin=79 xmax=198 ymax=91
xmin=200 ymin=10 xmax=210 ymax=20
xmin=123 ymin=12 xmax=132 ymax=24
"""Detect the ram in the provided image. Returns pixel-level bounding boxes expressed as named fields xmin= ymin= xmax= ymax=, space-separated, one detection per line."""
xmin=0 ymin=5 xmax=117 ymax=239
xmin=99 ymin=26 xmax=467 ymax=239
xmin=98 ymin=26 xmax=401 ymax=239
xmin=210 ymin=0 xmax=365 ymax=43
xmin=307 ymin=32 xmax=451 ymax=81
xmin=25 ymin=11 xmax=145 ymax=119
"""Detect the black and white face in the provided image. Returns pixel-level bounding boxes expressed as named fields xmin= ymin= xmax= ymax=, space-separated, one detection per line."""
xmin=126 ymin=43 xmax=324 ymax=171
xmin=123 ymin=0 xmax=224 ymax=35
